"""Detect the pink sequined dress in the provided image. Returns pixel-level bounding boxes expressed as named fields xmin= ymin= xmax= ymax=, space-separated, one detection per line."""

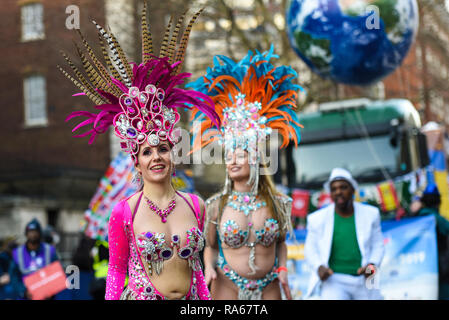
xmin=105 ymin=192 xmax=211 ymax=300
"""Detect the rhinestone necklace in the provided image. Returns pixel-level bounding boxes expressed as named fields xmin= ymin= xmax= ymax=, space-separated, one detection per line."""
xmin=145 ymin=195 xmax=176 ymax=223
xmin=226 ymin=191 xmax=267 ymax=216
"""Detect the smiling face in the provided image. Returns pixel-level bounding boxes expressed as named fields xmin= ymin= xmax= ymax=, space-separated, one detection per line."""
xmin=330 ymin=179 xmax=354 ymax=211
xmin=135 ymin=140 xmax=173 ymax=184
xmin=225 ymin=148 xmax=251 ymax=183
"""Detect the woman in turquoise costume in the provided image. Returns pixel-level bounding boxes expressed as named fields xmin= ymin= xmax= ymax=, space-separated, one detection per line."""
xmin=189 ymin=46 xmax=303 ymax=300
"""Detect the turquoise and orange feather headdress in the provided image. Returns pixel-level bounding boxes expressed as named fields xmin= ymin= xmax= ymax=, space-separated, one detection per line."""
xmin=188 ymin=45 xmax=303 ymax=162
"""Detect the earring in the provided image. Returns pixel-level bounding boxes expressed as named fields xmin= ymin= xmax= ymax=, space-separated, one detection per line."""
xmin=172 ymin=166 xmax=176 ymax=177
xmin=136 ymin=171 xmax=142 ymax=184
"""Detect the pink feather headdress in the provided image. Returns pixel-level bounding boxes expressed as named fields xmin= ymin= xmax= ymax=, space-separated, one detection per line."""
xmin=59 ymin=4 xmax=220 ymax=164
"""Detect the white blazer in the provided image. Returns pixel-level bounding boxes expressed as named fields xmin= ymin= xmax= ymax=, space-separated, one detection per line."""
xmin=304 ymin=202 xmax=385 ymax=299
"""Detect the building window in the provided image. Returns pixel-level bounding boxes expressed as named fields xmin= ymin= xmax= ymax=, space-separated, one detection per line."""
xmin=21 ymin=2 xmax=45 ymax=41
xmin=24 ymin=75 xmax=47 ymax=126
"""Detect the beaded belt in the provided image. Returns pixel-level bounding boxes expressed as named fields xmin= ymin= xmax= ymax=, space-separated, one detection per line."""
xmin=121 ymin=275 xmax=196 ymax=300
xmin=217 ymin=255 xmax=278 ymax=300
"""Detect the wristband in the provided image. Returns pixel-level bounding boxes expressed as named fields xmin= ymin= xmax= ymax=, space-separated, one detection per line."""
xmin=366 ymin=264 xmax=376 ymax=275
xmin=277 ymin=266 xmax=288 ymax=273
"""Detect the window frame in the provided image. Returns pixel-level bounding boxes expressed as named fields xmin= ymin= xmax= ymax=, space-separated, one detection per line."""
xmin=20 ymin=1 xmax=45 ymax=42
xmin=23 ymin=74 xmax=48 ymax=127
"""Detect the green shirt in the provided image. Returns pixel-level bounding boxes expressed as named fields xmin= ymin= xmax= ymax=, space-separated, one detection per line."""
xmin=328 ymin=212 xmax=362 ymax=275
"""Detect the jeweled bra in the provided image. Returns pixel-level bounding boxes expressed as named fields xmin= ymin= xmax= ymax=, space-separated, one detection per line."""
xmin=122 ymin=191 xmax=208 ymax=300
xmin=136 ymin=227 xmax=204 ymax=275
xmin=219 ymin=218 xmax=280 ymax=249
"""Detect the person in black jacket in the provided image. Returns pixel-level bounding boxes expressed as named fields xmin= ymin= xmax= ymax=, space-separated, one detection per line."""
xmin=0 ymin=238 xmax=26 ymax=299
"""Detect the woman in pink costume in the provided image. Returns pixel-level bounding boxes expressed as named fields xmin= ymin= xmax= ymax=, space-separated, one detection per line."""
xmin=60 ymin=4 xmax=220 ymax=300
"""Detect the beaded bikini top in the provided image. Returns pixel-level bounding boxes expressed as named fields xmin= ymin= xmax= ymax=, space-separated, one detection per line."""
xmin=132 ymin=191 xmax=205 ymax=276
xmin=218 ymin=207 xmax=280 ymax=276
xmin=218 ymin=191 xmax=279 ymax=248
xmin=219 ymin=218 xmax=280 ymax=249
xmin=206 ymin=192 xmax=292 ymax=275
xmin=136 ymin=227 xmax=204 ymax=275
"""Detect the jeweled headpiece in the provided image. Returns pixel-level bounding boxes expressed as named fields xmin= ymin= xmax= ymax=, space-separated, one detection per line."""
xmin=188 ymin=45 xmax=304 ymax=193
xmin=59 ymin=4 xmax=220 ymax=164
xmin=220 ymin=94 xmax=272 ymax=164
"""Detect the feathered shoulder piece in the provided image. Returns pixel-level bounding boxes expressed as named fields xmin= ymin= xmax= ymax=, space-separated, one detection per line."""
xmin=59 ymin=3 xmax=220 ymax=163
xmin=188 ymin=45 xmax=304 ymax=156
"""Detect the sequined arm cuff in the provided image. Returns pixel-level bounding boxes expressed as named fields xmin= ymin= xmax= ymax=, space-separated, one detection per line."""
xmin=194 ymin=269 xmax=212 ymax=300
xmin=105 ymin=200 xmax=130 ymax=300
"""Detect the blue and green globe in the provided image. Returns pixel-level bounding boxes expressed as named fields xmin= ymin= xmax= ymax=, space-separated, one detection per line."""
xmin=286 ymin=0 xmax=419 ymax=86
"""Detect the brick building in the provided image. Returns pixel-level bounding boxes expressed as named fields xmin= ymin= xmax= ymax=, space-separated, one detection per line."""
xmin=0 ymin=0 xmax=109 ymax=250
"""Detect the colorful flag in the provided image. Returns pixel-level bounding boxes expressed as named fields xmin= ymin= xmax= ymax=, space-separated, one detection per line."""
xmin=83 ymin=152 xmax=138 ymax=240
xmin=317 ymin=192 xmax=332 ymax=209
xmin=291 ymin=189 xmax=310 ymax=218
xmin=376 ymin=181 xmax=400 ymax=212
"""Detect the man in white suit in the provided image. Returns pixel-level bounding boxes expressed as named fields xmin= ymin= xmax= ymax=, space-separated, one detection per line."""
xmin=304 ymin=168 xmax=384 ymax=299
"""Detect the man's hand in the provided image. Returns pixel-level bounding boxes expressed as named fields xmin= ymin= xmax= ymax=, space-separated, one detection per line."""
xmin=357 ymin=264 xmax=376 ymax=278
xmin=318 ymin=265 xmax=333 ymax=281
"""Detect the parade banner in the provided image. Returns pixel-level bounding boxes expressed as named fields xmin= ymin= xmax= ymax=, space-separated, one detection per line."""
xmin=378 ymin=214 xmax=438 ymax=299
xmin=286 ymin=228 xmax=309 ymax=299
xmin=286 ymin=215 xmax=438 ymax=300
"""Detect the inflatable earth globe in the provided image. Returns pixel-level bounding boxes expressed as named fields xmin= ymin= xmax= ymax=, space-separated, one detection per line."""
xmin=286 ymin=0 xmax=419 ymax=86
